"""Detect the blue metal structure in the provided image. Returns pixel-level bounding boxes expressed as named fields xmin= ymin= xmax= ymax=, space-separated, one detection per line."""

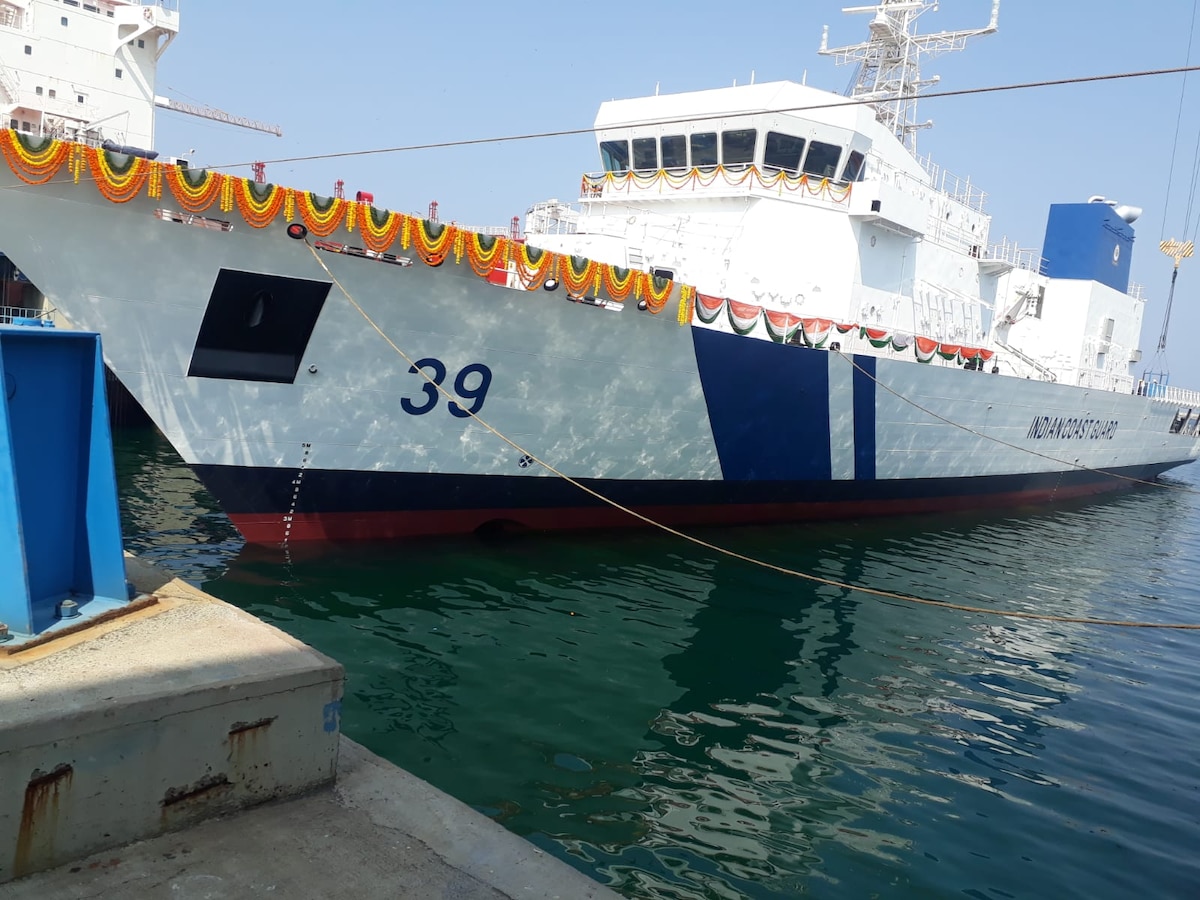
xmin=0 ymin=325 xmax=128 ymax=643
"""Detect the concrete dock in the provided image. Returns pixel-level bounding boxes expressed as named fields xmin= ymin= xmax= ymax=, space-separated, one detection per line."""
xmin=1 ymin=558 xmax=617 ymax=899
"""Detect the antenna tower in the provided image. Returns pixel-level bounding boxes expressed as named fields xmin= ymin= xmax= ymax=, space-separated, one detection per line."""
xmin=819 ymin=0 xmax=1000 ymax=153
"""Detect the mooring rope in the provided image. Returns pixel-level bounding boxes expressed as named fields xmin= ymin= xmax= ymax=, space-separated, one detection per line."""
xmin=303 ymin=240 xmax=1200 ymax=630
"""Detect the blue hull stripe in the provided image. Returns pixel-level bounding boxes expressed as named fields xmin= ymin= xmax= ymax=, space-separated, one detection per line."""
xmin=195 ymin=463 xmax=1184 ymax=517
xmin=693 ymin=327 xmax=831 ymax=480
xmin=853 ymin=356 xmax=876 ymax=480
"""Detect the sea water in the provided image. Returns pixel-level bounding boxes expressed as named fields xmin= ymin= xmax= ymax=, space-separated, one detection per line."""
xmin=116 ymin=428 xmax=1200 ymax=899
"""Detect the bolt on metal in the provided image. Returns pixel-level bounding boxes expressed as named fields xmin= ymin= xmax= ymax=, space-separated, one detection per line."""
xmin=0 ymin=622 xmax=11 ymax=643
xmin=56 ymin=598 xmax=81 ymax=619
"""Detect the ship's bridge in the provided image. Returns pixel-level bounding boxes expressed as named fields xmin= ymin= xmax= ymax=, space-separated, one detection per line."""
xmin=584 ymin=80 xmax=922 ymax=205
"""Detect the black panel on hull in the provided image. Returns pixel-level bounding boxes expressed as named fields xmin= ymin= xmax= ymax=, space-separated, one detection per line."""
xmin=188 ymin=268 xmax=331 ymax=383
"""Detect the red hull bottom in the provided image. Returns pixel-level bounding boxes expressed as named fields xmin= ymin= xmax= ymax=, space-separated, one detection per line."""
xmin=228 ymin=479 xmax=1138 ymax=545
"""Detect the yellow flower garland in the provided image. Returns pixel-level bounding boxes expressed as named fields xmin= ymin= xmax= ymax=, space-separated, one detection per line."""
xmin=234 ymin=179 xmax=288 ymax=228
xmin=359 ymin=204 xmax=404 ymax=253
xmin=411 ymin=219 xmax=456 ymax=266
xmin=0 ymin=131 xmax=703 ymax=326
xmin=297 ymin=192 xmax=346 ymax=236
xmin=514 ymin=242 xmax=555 ymax=290
xmin=463 ymin=232 xmax=509 ymax=278
xmin=560 ymin=255 xmax=600 ymax=296
xmin=87 ymin=145 xmax=151 ymax=203
xmin=0 ymin=131 xmax=71 ymax=184
xmin=165 ymin=165 xmax=224 ymax=212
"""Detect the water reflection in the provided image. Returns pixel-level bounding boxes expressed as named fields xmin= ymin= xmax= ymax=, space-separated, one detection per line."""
xmin=116 ymin=428 xmax=1200 ymax=899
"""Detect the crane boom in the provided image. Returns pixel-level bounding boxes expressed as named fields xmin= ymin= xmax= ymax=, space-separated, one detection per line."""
xmin=153 ymin=96 xmax=282 ymax=137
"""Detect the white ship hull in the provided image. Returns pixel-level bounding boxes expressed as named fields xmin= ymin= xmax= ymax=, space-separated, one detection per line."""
xmin=0 ymin=142 xmax=1195 ymax=543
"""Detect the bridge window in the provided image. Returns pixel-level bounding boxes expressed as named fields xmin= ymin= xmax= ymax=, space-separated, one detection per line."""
xmin=763 ymin=131 xmax=806 ymax=174
xmin=690 ymin=132 xmax=717 ymax=169
xmin=802 ymin=140 xmax=842 ymax=178
xmin=599 ymin=140 xmax=630 ymax=173
xmin=632 ymin=137 xmax=658 ymax=171
xmin=661 ymin=134 xmax=687 ymax=170
xmin=722 ymin=129 xmax=756 ymax=170
xmin=842 ymin=150 xmax=866 ymax=182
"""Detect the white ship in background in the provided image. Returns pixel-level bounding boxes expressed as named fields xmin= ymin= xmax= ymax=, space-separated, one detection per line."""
xmin=0 ymin=0 xmax=1196 ymax=544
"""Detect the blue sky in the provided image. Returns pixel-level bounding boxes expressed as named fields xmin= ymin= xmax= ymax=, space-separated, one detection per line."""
xmin=155 ymin=0 xmax=1200 ymax=388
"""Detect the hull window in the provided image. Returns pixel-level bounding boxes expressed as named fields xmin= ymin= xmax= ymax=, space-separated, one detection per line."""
xmin=188 ymin=269 xmax=331 ymax=384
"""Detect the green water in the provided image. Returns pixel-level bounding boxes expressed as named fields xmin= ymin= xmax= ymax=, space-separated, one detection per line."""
xmin=115 ymin=429 xmax=1200 ymax=899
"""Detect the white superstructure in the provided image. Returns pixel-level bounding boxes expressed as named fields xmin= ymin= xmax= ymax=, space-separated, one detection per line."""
xmin=0 ymin=0 xmax=177 ymax=150
xmin=525 ymin=0 xmax=1169 ymax=399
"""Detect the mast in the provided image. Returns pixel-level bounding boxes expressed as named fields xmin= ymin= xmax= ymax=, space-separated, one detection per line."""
xmin=819 ymin=0 xmax=1000 ymax=153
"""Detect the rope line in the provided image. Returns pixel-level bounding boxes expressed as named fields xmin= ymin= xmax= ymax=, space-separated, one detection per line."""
xmin=302 ymin=241 xmax=1200 ymax=631
xmin=200 ymin=64 xmax=1200 ymax=172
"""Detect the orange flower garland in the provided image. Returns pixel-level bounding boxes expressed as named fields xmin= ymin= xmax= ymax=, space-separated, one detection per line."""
xmin=359 ymin=204 xmax=404 ymax=253
xmin=601 ymin=264 xmax=637 ymax=301
xmin=165 ymin=165 xmax=224 ymax=212
xmin=0 ymin=133 xmax=707 ymax=327
xmin=234 ymin=179 xmax=288 ymax=228
xmin=297 ymin=192 xmax=346 ymax=236
xmin=559 ymin=255 xmax=600 ymax=296
xmin=463 ymin=232 xmax=509 ymax=278
xmin=638 ymin=271 xmax=673 ymax=313
xmin=87 ymin=145 xmax=151 ymax=203
xmin=514 ymin=242 xmax=555 ymax=290
xmin=410 ymin=219 xmax=456 ymax=266
xmin=0 ymin=131 xmax=71 ymax=184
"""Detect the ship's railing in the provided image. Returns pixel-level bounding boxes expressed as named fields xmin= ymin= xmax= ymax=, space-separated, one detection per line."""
xmin=1138 ymin=382 xmax=1200 ymax=406
xmin=0 ymin=306 xmax=50 ymax=325
xmin=1076 ymin=369 xmax=1135 ymax=395
xmin=985 ymin=237 xmax=1043 ymax=272
xmin=915 ymin=153 xmax=988 ymax=213
xmin=1129 ymin=282 xmax=1146 ymax=302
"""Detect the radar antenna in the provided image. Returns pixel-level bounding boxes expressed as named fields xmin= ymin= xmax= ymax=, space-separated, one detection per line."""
xmin=819 ymin=0 xmax=1000 ymax=153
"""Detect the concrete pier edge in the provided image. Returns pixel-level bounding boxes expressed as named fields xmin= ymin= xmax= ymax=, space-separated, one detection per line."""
xmin=1 ymin=555 xmax=618 ymax=898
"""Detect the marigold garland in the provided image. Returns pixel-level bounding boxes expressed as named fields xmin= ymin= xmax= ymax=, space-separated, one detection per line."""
xmin=410 ymin=219 xmax=455 ymax=266
xmin=165 ymin=165 xmax=224 ymax=212
xmin=359 ymin=204 xmax=403 ymax=253
xmin=560 ymin=255 xmax=600 ymax=296
xmin=463 ymin=232 xmax=508 ymax=278
xmin=677 ymin=285 xmax=695 ymax=325
xmin=602 ymin=264 xmax=637 ymax=300
xmin=234 ymin=179 xmax=288 ymax=228
xmin=638 ymin=271 xmax=673 ymax=313
xmin=295 ymin=192 xmax=346 ymax=236
xmin=513 ymin=242 xmax=555 ymax=290
xmin=2 ymin=133 xmax=705 ymax=327
xmin=580 ymin=165 xmax=854 ymax=205
xmin=87 ymin=146 xmax=151 ymax=203
xmin=0 ymin=131 xmax=71 ymax=184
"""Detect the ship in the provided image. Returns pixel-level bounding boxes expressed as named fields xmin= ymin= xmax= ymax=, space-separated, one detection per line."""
xmin=0 ymin=0 xmax=1197 ymax=545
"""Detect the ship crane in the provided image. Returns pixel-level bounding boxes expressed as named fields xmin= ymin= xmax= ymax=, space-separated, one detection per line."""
xmin=153 ymin=95 xmax=282 ymax=137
